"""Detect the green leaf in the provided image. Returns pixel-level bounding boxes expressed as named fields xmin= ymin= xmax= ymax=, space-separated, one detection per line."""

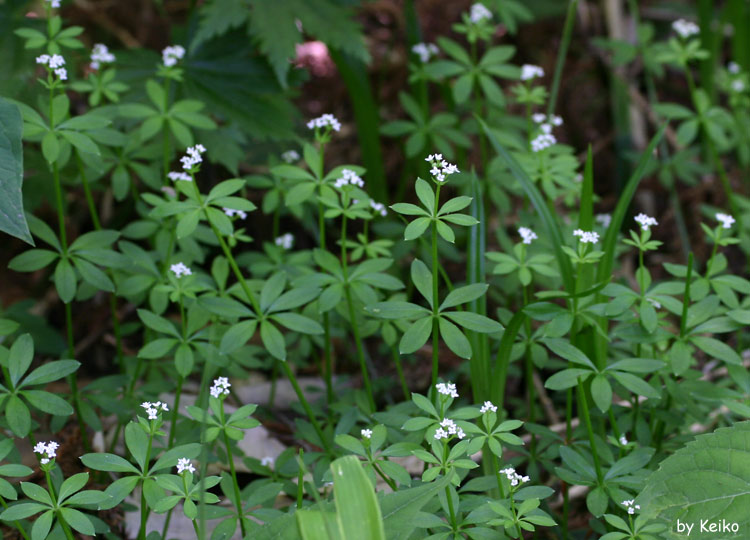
xmin=260 ymin=320 xmax=286 ymax=361
xmin=381 ymin=473 xmax=452 ymax=539
xmin=80 ymin=453 xmax=139 ymax=474
xmin=638 ymin=422 xmax=750 ymax=539
xmin=21 ymin=360 xmax=79 ymax=387
xmin=414 ymin=178 xmax=435 ymax=212
xmin=271 ymin=313 xmax=323 ymax=335
xmin=399 ymin=316 xmax=432 ymax=355
xmin=8 ymin=249 xmax=58 ymax=271
xmin=9 ymin=334 xmax=33 ymax=388
xmin=54 ymin=258 xmax=77 ymax=304
xmin=410 ymin=259 xmax=433 ymax=307
xmin=332 ymin=455 xmax=385 ymax=540
xmin=60 ymin=507 xmax=95 ymax=536
xmin=57 ymin=473 xmax=88 ymax=503
xmin=542 ymin=338 xmax=596 ymax=369
xmin=6 ymin=395 xmax=30 ymax=437
xmin=21 ymin=389 xmax=73 ymax=416
xmin=438 ymin=317 xmax=472 ymax=359
xmin=137 ymin=309 xmax=180 ymax=338
xmin=440 ymin=284 xmax=487 ymax=310
xmin=403 ymin=217 xmax=430 ymax=241
xmin=220 ymin=320 xmax=258 ymax=354
xmin=31 ymin=510 xmax=53 ymax=540
xmin=442 ymin=311 xmax=502 ymax=333
xmin=0 ymin=502 xmax=47 ymax=521
xmin=590 ymin=375 xmax=612 ymax=412
xmin=691 ymin=336 xmax=742 ymax=365
xmin=0 ymin=98 xmax=32 ymax=244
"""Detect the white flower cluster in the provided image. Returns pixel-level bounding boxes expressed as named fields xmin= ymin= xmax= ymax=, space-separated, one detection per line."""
xmin=281 ymin=150 xmax=300 ymax=163
xmin=434 ymin=418 xmax=466 ymax=440
xmin=33 ymin=441 xmax=59 ymax=465
xmin=518 ymin=226 xmax=537 ymax=245
xmin=425 ymin=154 xmax=460 ymax=183
xmin=595 ymin=213 xmax=612 ymax=228
xmin=168 ymin=171 xmax=191 ymax=182
xmin=210 ymin=376 xmax=231 ymax=398
xmin=673 ymin=19 xmax=699 ymax=38
xmin=260 ymin=456 xmax=274 ymax=467
xmin=90 ymin=43 xmax=115 ymax=70
xmin=162 ymin=45 xmax=185 ymax=67
xmin=573 ymin=229 xmax=600 ymax=244
xmin=176 ymin=458 xmax=195 ymax=474
xmin=532 ymin=113 xmax=563 ymax=126
xmin=716 ymin=212 xmax=735 ymax=229
xmin=622 ymin=499 xmax=640 ymax=515
xmin=521 ymin=64 xmax=544 ymax=81
xmin=469 ymin=3 xmax=492 ymax=23
xmin=436 ymin=381 xmax=459 ymax=398
xmin=223 ymin=207 xmax=247 ymax=219
xmin=36 ymin=54 xmax=67 ymax=81
xmin=499 ymin=466 xmax=529 ymax=487
xmin=180 ymin=144 xmax=206 ymax=170
xmin=46 ymin=0 xmax=61 ymax=8
xmin=370 ymin=200 xmax=387 ymax=216
xmin=334 ymin=169 xmax=365 ymax=189
xmin=480 ymin=400 xmax=497 ymax=413
xmin=361 ymin=428 xmax=373 ymax=439
xmin=728 ymin=62 xmax=741 ymax=74
xmin=634 ymin=213 xmax=658 ymax=231
xmin=531 ymin=133 xmax=556 ymax=152
xmin=275 ymin=233 xmax=294 ymax=250
xmin=141 ymin=401 xmax=169 ymax=420
xmin=307 ymin=113 xmax=341 ymax=132
xmin=619 ymin=435 xmax=628 ymax=445
xmin=412 ymin=42 xmax=439 ymax=63
xmin=731 ymin=80 xmax=745 ymax=92
xmin=170 ymin=262 xmax=192 ymax=278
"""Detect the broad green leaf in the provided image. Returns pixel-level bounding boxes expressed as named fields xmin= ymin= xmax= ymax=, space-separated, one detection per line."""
xmin=0 ymin=98 xmax=31 ymax=244
xmin=332 ymin=455 xmax=385 ymax=540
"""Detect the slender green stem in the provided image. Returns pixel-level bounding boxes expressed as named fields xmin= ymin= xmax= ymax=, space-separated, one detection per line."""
xmin=138 ymin=430 xmax=155 ymax=540
xmin=341 ymin=213 xmax=376 ymax=411
xmin=161 ymin=78 xmax=172 ymax=181
xmin=442 ymin=442 xmax=457 ymax=530
xmin=578 ymin=381 xmax=604 ymax=486
xmin=547 ymin=0 xmax=580 ymax=116
xmin=489 ymin=451 xmax=505 ymax=498
xmin=371 ymin=461 xmax=397 ymax=491
xmin=167 ymin=375 xmax=184 ymax=447
xmin=509 ymin=493 xmax=524 ymax=538
xmin=220 ymin=400 xmax=247 ymax=537
xmin=281 ymin=361 xmax=331 ymax=453
xmin=390 ymin=344 xmax=410 ymax=401
xmin=430 ymin=184 xmax=442 ymax=399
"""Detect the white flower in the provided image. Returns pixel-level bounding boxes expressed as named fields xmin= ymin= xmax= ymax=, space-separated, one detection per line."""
xmin=90 ymin=43 xmax=115 ymax=70
xmin=180 ymin=145 xmax=206 ymax=171
xmin=369 ymin=200 xmax=387 ymax=216
xmin=412 ymin=42 xmax=439 ymax=63
xmin=170 ymin=262 xmax=192 ymax=278
xmin=306 ymin=113 xmax=341 ymax=132
xmin=573 ymin=229 xmax=600 ymax=244
xmin=531 ymin=113 xmax=546 ymax=124
xmin=425 ymin=155 xmax=460 ymax=183
xmin=49 ymin=55 xmax=65 ymax=69
xmin=437 ymin=418 xmax=465 ymax=439
xmin=434 ymin=428 xmax=449 ymax=440
xmin=469 ymin=3 xmax=492 ymax=23
xmin=210 ymin=377 xmax=231 ymax=398
xmin=622 ymin=499 xmax=640 ymax=515
xmin=361 ymin=428 xmax=373 ymax=439
xmin=480 ymin=401 xmax=497 ymax=414
xmin=518 ymin=227 xmax=537 ymax=245
xmin=275 ymin=233 xmax=294 ymax=250
xmin=176 ymin=458 xmax=195 ymax=474
xmin=634 ymin=213 xmax=658 ymax=231
xmin=281 ymin=150 xmax=300 ymax=163
xmin=141 ymin=401 xmax=168 ymax=420
xmin=223 ymin=207 xmax=247 ymax=219
xmin=550 ymin=115 xmax=563 ymax=126
xmin=36 ymin=55 xmax=50 ymax=65
xmin=731 ymin=79 xmax=745 ymax=92
xmin=647 ymin=298 xmax=661 ymax=309
xmin=499 ymin=467 xmax=529 ymax=487
xmin=716 ymin=212 xmax=735 ymax=229
xmin=260 ymin=456 xmax=274 ymax=467
xmin=34 ymin=441 xmax=59 ymax=464
xmin=168 ymin=171 xmax=192 ymax=182
xmin=521 ymin=64 xmax=544 ymax=81
xmin=435 ymin=382 xmax=459 ymax=399
xmin=334 ymin=169 xmax=365 ymax=189
xmin=595 ymin=213 xmax=612 ymax=228
xmin=728 ymin=61 xmax=741 ymax=74
xmin=54 ymin=68 xmax=68 ymax=81
xmin=531 ymin=133 xmax=556 ymax=152
xmin=162 ymin=45 xmax=185 ymax=67
xmin=46 ymin=0 xmax=61 ymax=8
xmin=673 ymin=19 xmax=699 ymax=38
xmin=619 ymin=435 xmax=628 ymax=445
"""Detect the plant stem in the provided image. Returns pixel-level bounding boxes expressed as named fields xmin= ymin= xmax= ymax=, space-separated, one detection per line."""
xmin=138 ymin=431 xmax=155 ymax=540
xmin=167 ymin=375 xmax=184 ymax=447
xmin=390 ymin=344 xmax=410 ymax=401
xmin=341 ymin=213 xmax=376 ymax=411
xmin=281 ymin=361 xmax=331 ymax=453
xmin=577 ymin=380 xmax=604 ymax=486
xmin=489 ymin=452 xmax=505 ymax=498
xmin=0 ymin=496 xmax=30 ymax=540
xmin=220 ymin=400 xmax=247 ymax=537
xmin=430 ymin=184 xmax=442 ymax=399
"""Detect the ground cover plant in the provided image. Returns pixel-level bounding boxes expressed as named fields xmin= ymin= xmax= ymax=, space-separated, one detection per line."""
xmin=1 ymin=0 xmax=750 ymax=538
